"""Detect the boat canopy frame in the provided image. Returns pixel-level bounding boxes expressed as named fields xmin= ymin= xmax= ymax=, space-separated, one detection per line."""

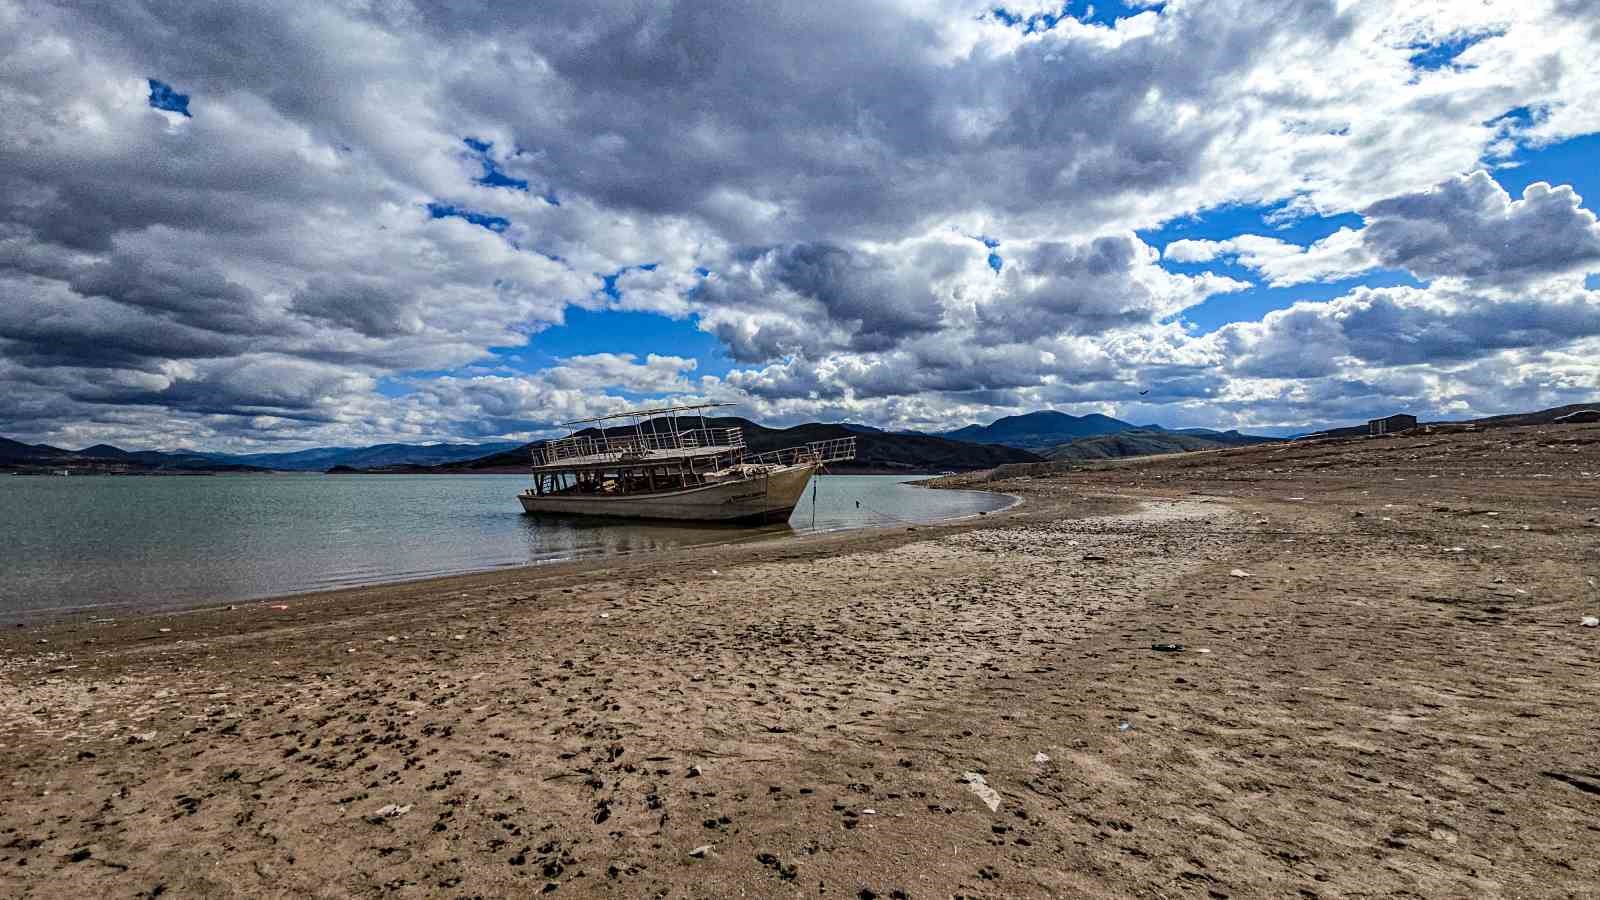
xmin=524 ymin=403 xmax=855 ymax=499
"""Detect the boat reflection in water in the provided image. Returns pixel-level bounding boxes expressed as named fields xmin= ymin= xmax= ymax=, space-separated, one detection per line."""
xmin=513 ymin=509 xmax=796 ymax=565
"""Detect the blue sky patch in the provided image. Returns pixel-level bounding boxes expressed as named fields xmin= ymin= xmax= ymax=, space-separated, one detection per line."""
xmin=1140 ymin=201 xmax=1362 ymax=250
xmin=506 ymin=308 xmax=734 ymax=378
xmin=1495 ymin=131 xmax=1600 ymax=213
xmin=426 ymin=202 xmax=509 ymax=232
xmin=990 ymin=4 xmax=1067 ymax=33
xmin=597 ymin=263 xmax=661 ymax=301
xmin=147 ymin=79 xmax=191 ymax=117
xmin=462 ymin=137 xmax=529 ymax=192
xmin=969 ymin=234 xmax=1003 ymax=272
xmin=990 ymin=1 xmax=1160 ymax=31
xmin=1408 ymin=32 xmax=1499 ymax=71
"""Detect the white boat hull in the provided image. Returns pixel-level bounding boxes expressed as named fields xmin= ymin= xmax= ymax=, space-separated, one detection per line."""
xmin=518 ymin=462 xmax=819 ymax=523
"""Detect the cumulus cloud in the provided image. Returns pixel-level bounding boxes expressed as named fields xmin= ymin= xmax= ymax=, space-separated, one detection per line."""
xmin=1215 ymin=282 xmax=1600 ymax=378
xmin=975 ymin=234 xmax=1250 ymax=340
xmin=1361 ymin=171 xmax=1600 ymax=285
xmin=1163 ymin=228 xmax=1377 ymax=287
xmin=1166 ymin=170 xmax=1600 ymax=290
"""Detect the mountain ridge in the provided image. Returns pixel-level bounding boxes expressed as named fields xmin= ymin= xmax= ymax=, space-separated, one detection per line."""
xmin=1042 ymin=429 xmax=1277 ymax=462
xmin=333 ymin=417 xmax=1043 ymax=475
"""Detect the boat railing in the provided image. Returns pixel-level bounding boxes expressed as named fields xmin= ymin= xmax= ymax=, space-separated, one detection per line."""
xmin=540 ymin=426 xmax=746 ymax=465
xmin=742 ymin=436 xmax=856 ymax=468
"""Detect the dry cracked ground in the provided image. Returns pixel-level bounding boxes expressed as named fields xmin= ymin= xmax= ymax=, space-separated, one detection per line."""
xmin=2 ymin=423 xmax=1598 ymax=898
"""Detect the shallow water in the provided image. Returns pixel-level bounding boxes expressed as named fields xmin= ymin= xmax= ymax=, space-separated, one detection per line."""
xmin=0 ymin=473 xmax=1010 ymax=619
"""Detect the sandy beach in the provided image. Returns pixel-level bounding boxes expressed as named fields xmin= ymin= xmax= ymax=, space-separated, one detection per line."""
xmin=3 ymin=424 xmax=1598 ymax=898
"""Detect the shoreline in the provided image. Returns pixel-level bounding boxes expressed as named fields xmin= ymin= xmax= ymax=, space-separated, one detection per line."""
xmin=4 ymin=426 xmax=1597 ymax=897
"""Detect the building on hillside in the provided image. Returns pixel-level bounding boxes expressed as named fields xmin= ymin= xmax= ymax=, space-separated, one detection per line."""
xmin=1368 ymin=413 xmax=1417 ymax=436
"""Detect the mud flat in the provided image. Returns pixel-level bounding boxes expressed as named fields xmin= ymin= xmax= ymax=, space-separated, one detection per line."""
xmin=2 ymin=423 xmax=1598 ymax=897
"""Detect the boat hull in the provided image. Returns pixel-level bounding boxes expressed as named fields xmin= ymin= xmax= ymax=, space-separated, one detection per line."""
xmin=518 ymin=462 xmax=818 ymax=523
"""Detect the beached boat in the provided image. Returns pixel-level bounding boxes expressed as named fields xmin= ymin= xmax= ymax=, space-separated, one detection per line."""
xmin=518 ymin=403 xmax=856 ymax=523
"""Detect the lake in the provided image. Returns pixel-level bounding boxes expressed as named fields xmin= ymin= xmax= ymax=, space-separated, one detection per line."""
xmin=0 ymin=474 xmax=1012 ymax=620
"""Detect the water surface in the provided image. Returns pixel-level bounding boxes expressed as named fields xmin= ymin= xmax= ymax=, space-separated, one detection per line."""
xmin=0 ymin=474 xmax=1010 ymax=619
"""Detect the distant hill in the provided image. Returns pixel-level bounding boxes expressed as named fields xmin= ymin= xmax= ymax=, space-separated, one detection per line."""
xmin=0 ymin=437 xmax=270 ymax=474
xmin=942 ymin=411 xmax=1136 ymax=449
xmin=1 ymin=435 xmax=519 ymax=474
xmin=338 ymin=417 xmax=1042 ymax=475
xmin=938 ymin=411 xmax=1280 ymax=450
xmin=0 ymin=436 xmax=73 ymax=465
xmin=1157 ymin=427 xmax=1280 ymax=445
xmin=1300 ymin=403 xmax=1600 ymax=440
xmin=1043 ymin=429 xmax=1277 ymax=462
xmin=209 ymin=441 xmax=523 ymax=471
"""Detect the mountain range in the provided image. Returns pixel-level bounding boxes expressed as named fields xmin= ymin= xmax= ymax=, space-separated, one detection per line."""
xmin=210 ymin=441 xmax=524 ymax=471
xmin=939 ymin=410 xmax=1279 ymax=451
xmin=6 ymin=403 xmax=1594 ymax=476
xmin=331 ymin=418 xmax=1042 ymax=474
xmin=0 ymin=438 xmax=523 ymax=475
xmin=1041 ymin=429 xmax=1269 ymax=462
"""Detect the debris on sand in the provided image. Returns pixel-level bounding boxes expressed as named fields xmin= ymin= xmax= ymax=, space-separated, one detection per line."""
xmin=373 ymin=803 xmax=411 ymax=818
xmin=688 ymin=845 xmax=713 ymax=858
xmin=1033 ymin=752 xmax=1051 ymax=764
xmin=1229 ymin=569 xmax=1253 ymax=578
xmin=962 ymin=772 xmax=1001 ymax=812
xmin=1582 ymin=616 xmax=1598 ymax=628
xmin=1151 ymin=643 xmax=1184 ymax=652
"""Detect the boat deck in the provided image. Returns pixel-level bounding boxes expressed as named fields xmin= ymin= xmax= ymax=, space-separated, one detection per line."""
xmin=530 ymin=442 xmax=746 ymax=471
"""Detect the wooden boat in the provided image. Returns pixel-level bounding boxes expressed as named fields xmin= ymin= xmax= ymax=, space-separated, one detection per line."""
xmin=518 ymin=403 xmax=855 ymax=523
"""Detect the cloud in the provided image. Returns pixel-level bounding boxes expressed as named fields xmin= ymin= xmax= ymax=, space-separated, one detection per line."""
xmin=1216 ymin=282 xmax=1600 ymax=378
xmin=1361 ymin=170 xmax=1600 ymax=286
xmin=1166 ymin=170 xmax=1600 ymax=289
xmin=977 ymin=233 xmax=1250 ymax=341
xmin=694 ymin=237 xmax=970 ymax=361
xmin=1163 ymin=228 xmax=1377 ymax=287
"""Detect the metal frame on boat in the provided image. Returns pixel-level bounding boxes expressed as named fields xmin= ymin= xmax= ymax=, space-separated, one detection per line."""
xmin=518 ymin=403 xmax=856 ymax=523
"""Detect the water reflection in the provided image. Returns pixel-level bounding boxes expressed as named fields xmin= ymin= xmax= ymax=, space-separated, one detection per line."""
xmin=512 ymin=512 xmax=794 ymax=564
xmin=0 ymin=474 xmax=1010 ymax=619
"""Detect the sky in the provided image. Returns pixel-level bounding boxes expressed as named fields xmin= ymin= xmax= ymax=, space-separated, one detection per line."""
xmin=2 ymin=0 xmax=1599 ymax=450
